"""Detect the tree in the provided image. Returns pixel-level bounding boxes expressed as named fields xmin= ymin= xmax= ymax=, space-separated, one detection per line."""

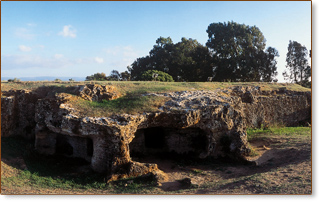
xmin=138 ymin=70 xmax=174 ymax=82
xmin=259 ymin=47 xmax=279 ymax=82
xmin=85 ymin=72 xmax=107 ymax=81
xmin=283 ymin=41 xmax=310 ymax=86
xmin=128 ymin=37 xmax=213 ymax=82
xmin=120 ymin=71 xmax=131 ymax=81
xmin=148 ymin=36 xmax=174 ymax=75
xmin=110 ymin=70 xmax=121 ymax=81
xmin=128 ymin=56 xmax=153 ymax=80
xmin=206 ymin=21 xmax=277 ymax=82
xmin=170 ymin=37 xmax=213 ymax=81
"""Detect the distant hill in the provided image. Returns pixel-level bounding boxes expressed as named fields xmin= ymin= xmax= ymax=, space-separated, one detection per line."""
xmin=1 ymin=76 xmax=86 ymax=81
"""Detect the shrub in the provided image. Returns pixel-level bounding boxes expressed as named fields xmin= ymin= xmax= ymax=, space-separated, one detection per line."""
xmin=139 ymin=70 xmax=174 ymax=82
xmin=54 ymin=78 xmax=62 ymax=82
xmin=8 ymin=78 xmax=21 ymax=83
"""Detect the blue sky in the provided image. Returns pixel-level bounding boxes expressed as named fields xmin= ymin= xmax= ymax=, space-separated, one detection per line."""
xmin=1 ymin=1 xmax=311 ymax=81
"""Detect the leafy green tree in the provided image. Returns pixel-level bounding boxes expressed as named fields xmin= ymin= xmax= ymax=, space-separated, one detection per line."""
xmin=85 ymin=72 xmax=107 ymax=81
xmin=283 ymin=40 xmax=310 ymax=85
xmin=109 ymin=70 xmax=121 ymax=81
xmin=206 ymin=21 xmax=277 ymax=82
xmin=170 ymin=37 xmax=213 ymax=81
xmin=138 ymin=70 xmax=174 ymax=82
xmin=128 ymin=56 xmax=153 ymax=80
xmin=258 ymin=47 xmax=279 ymax=82
xmin=149 ymin=36 xmax=174 ymax=75
xmin=128 ymin=37 xmax=213 ymax=82
xmin=120 ymin=71 xmax=131 ymax=81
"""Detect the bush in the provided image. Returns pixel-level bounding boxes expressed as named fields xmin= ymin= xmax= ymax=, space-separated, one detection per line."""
xmin=54 ymin=78 xmax=62 ymax=82
xmin=8 ymin=78 xmax=21 ymax=83
xmin=139 ymin=70 xmax=174 ymax=82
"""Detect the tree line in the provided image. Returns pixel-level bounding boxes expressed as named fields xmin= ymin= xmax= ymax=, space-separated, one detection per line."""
xmin=86 ymin=21 xmax=311 ymax=87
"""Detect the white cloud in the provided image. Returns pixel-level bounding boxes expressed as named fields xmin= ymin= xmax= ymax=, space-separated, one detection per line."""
xmin=27 ymin=23 xmax=37 ymax=27
xmin=19 ymin=45 xmax=32 ymax=52
xmin=94 ymin=57 xmax=104 ymax=64
xmin=54 ymin=54 xmax=64 ymax=59
xmin=37 ymin=45 xmax=45 ymax=49
xmin=58 ymin=25 xmax=77 ymax=38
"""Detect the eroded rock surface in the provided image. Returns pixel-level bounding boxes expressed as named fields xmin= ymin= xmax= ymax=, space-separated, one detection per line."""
xmin=77 ymin=84 xmax=121 ymax=102
xmin=1 ymin=84 xmax=311 ymax=181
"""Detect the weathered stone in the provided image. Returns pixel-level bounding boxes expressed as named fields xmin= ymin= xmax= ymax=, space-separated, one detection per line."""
xmin=0 ymin=85 xmax=311 ymax=181
xmin=76 ymin=84 xmax=120 ymax=102
xmin=1 ymin=90 xmax=39 ymax=139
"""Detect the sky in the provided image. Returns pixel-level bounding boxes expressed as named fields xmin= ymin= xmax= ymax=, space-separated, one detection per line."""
xmin=1 ymin=1 xmax=311 ymax=82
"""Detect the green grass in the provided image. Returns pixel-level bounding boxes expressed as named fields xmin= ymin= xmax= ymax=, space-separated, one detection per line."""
xmin=247 ymin=126 xmax=311 ymax=142
xmin=111 ymin=177 xmax=158 ymax=194
xmin=71 ymin=94 xmax=169 ymax=117
xmin=1 ymin=169 xmax=113 ymax=191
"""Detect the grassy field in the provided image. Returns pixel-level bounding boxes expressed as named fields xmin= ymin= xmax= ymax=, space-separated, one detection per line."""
xmin=1 ymin=126 xmax=311 ymax=194
xmin=1 ymin=81 xmax=311 ymax=94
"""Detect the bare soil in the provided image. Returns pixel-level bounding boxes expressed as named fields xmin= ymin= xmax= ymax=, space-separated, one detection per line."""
xmin=1 ymin=128 xmax=311 ymax=194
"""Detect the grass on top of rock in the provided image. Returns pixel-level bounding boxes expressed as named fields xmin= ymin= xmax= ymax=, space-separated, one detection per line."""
xmin=1 ymin=81 xmax=311 ymax=94
xmin=70 ymin=94 xmax=170 ymax=117
xmin=2 ymin=81 xmax=310 ymax=117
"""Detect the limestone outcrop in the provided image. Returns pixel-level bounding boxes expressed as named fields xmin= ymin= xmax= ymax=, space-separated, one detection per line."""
xmin=1 ymin=90 xmax=39 ymax=139
xmin=76 ymin=84 xmax=121 ymax=102
xmin=1 ymin=84 xmax=311 ymax=181
xmin=230 ymin=86 xmax=311 ymax=127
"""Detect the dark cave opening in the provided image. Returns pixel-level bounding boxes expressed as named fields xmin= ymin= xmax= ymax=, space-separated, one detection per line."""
xmin=144 ymin=127 xmax=165 ymax=149
xmin=87 ymin=137 xmax=94 ymax=157
xmin=129 ymin=127 xmax=208 ymax=162
xmin=56 ymin=135 xmax=73 ymax=156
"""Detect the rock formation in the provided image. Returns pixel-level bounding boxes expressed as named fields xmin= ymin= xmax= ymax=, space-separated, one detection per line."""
xmin=77 ymin=84 xmax=121 ymax=102
xmin=1 ymin=84 xmax=311 ymax=181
